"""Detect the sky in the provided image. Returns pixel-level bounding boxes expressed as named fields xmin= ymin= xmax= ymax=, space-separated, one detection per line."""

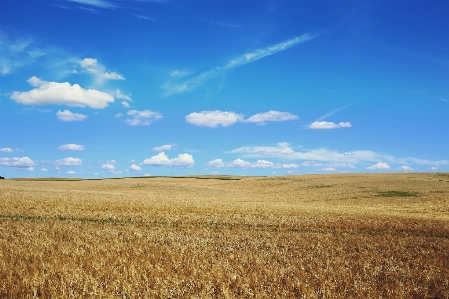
xmin=0 ymin=0 xmax=448 ymax=178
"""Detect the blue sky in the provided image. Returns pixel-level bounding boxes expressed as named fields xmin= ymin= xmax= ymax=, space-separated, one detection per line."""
xmin=1 ymin=0 xmax=448 ymax=178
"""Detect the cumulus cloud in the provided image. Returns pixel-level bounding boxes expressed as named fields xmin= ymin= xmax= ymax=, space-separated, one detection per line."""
xmin=100 ymin=163 xmax=115 ymax=170
xmin=58 ymin=144 xmax=85 ymax=151
xmin=244 ymin=111 xmax=298 ymax=124
xmin=207 ymin=159 xmax=225 ymax=167
xmin=11 ymin=77 xmax=114 ymax=109
xmin=66 ymin=170 xmax=77 ymax=175
xmin=141 ymin=152 xmax=194 ymax=168
xmin=56 ymin=110 xmax=88 ymax=122
xmin=129 ymin=164 xmax=142 ymax=171
xmin=101 ymin=162 xmax=122 ymax=174
xmin=309 ymin=121 xmax=352 ymax=129
xmin=366 ymin=162 xmax=390 ymax=170
xmin=186 ymin=111 xmax=244 ymax=127
xmin=55 ymin=157 xmax=82 ymax=166
xmin=121 ymin=101 xmax=130 ymax=108
xmin=125 ymin=110 xmax=162 ymax=126
xmin=0 ymin=148 xmax=14 ymax=153
xmin=0 ymin=157 xmax=36 ymax=170
xmin=398 ymin=165 xmax=414 ymax=172
xmin=153 ymin=145 xmax=172 ymax=151
xmin=41 ymin=168 xmax=49 ymax=172
xmin=78 ymin=58 xmax=124 ymax=81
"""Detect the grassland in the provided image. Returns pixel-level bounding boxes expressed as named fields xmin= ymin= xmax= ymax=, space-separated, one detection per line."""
xmin=1 ymin=173 xmax=448 ymax=298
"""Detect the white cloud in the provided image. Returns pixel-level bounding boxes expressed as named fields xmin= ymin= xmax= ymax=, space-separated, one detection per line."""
xmin=69 ymin=0 xmax=116 ymax=9
xmin=229 ymin=143 xmax=294 ymax=156
xmin=186 ymin=111 xmax=298 ymax=127
xmin=121 ymin=101 xmax=130 ymax=108
xmin=78 ymin=58 xmax=124 ymax=81
xmin=332 ymin=163 xmax=356 ymax=169
xmin=41 ymin=168 xmax=49 ymax=172
xmin=163 ymin=33 xmax=317 ymax=95
xmin=125 ymin=110 xmax=162 ymax=126
xmin=153 ymin=145 xmax=172 ymax=151
xmin=101 ymin=163 xmax=115 ymax=170
xmin=55 ymin=157 xmax=82 ymax=166
xmin=115 ymin=89 xmax=132 ymax=101
xmin=231 ymin=143 xmax=445 ymax=167
xmin=58 ymin=144 xmax=85 ymax=151
xmin=225 ymin=34 xmax=315 ymax=69
xmin=11 ymin=77 xmax=114 ymax=109
xmin=129 ymin=164 xmax=142 ymax=171
xmin=186 ymin=110 xmax=243 ymax=127
xmin=141 ymin=152 xmax=194 ymax=168
xmin=320 ymin=167 xmax=336 ymax=171
xmin=207 ymin=158 xmax=301 ymax=170
xmin=366 ymin=162 xmax=390 ymax=170
xmin=0 ymin=157 xmax=36 ymax=169
xmin=0 ymin=148 xmax=14 ymax=153
xmin=207 ymin=159 xmax=225 ymax=167
xmin=229 ymin=144 xmax=395 ymax=164
xmin=101 ymin=162 xmax=122 ymax=174
xmin=309 ymin=121 xmax=352 ymax=129
xmin=131 ymin=14 xmax=155 ymax=21
xmin=430 ymin=166 xmax=438 ymax=170
xmin=115 ymin=113 xmax=123 ymax=118
xmin=0 ymin=34 xmax=47 ymax=75
xmin=56 ymin=110 xmax=88 ymax=122
xmin=244 ymin=111 xmax=298 ymax=124
xmin=280 ymin=163 xmax=301 ymax=168
xmin=227 ymin=158 xmax=251 ymax=168
xmin=66 ymin=170 xmax=77 ymax=175
xmin=398 ymin=165 xmax=414 ymax=172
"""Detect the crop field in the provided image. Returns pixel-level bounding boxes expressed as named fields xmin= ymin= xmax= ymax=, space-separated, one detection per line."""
xmin=1 ymin=173 xmax=448 ymax=298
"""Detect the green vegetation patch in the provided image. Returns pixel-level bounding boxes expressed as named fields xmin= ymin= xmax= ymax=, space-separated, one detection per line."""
xmin=376 ymin=191 xmax=419 ymax=198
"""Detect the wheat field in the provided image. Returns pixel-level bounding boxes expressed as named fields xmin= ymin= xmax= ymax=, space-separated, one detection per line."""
xmin=0 ymin=173 xmax=448 ymax=298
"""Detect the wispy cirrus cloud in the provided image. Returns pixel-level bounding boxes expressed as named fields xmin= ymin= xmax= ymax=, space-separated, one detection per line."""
xmin=163 ymin=33 xmax=317 ymax=95
xmin=0 ymin=33 xmax=46 ymax=75
xmin=206 ymin=158 xmax=301 ymax=170
xmin=228 ymin=143 xmax=449 ymax=167
xmin=186 ymin=110 xmax=299 ymax=127
xmin=68 ymin=0 xmax=117 ymax=9
xmin=309 ymin=121 xmax=352 ymax=129
xmin=75 ymin=58 xmax=125 ymax=84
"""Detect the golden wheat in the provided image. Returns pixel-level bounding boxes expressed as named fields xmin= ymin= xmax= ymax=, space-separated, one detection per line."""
xmin=1 ymin=173 xmax=448 ymax=298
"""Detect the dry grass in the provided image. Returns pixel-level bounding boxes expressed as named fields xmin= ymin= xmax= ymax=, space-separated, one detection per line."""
xmin=0 ymin=173 xmax=448 ymax=298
